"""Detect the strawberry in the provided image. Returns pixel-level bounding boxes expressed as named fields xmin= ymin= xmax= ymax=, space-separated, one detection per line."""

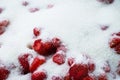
xmin=114 ymin=44 xmax=120 ymax=54
xmin=52 ymin=76 xmax=63 ymax=80
xmin=0 ymin=8 xmax=3 ymax=14
xmin=67 ymin=58 xmax=75 ymax=66
xmin=97 ymin=73 xmax=108 ymax=80
xmin=52 ymin=52 xmax=65 ymax=65
xmin=33 ymin=39 xmax=57 ymax=56
xmin=88 ymin=61 xmax=95 ymax=72
xmin=30 ymin=56 xmax=46 ymax=73
xmin=33 ymin=27 xmax=40 ymax=37
xmin=83 ymin=75 xmax=96 ymax=80
xmin=116 ymin=32 xmax=120 ymax=36
xmin=0 ymin=26 xmax=5 ymax=35
xmin=22 ymin=1 xmax=29 ymax=6
xmin=31 ymin=71 xmax=47 ymax=80
xmin=0 ymin=67 xmax=10 ymax=80
xmin=0 ymin=20 xmax=9 ymax=27
xmin=29 ymin=8 xmax=39 ymax=13
xmin=18 ymin=53 xmax=32 ymax=74
xmin=64 ymin=74 xmax=72 ymax=80
xmin=103 ymin=61 xmax=111 ymax=73
xmin=109 ymin=38 xmax=120 ymax=48
xmin=100 ymin=26 xmax=109 ymax=31
xmin=52 ymin=37 xmax=61 ymax=48
xmin=69 ymin=64 xmax=88 ymax=80
xmin=97 ymin=0 xmax=114 ymax=4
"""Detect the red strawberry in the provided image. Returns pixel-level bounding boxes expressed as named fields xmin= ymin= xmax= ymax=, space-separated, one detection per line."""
xmin=97 ymin=73 xmax=108 ymax=80
xmin=52 ymin=76 xmax=63 ymax=80
xmin=33 ymin=39 xmax=57 ymax=56
xmin=31 ymin=71 xmax=47 ymax=80
xmin=30 ymin=56 xmax=46 ymax=73
xmin=52 ymin=37 xmax=61 ymax=48
xmin=22 ymin=1 xmax=29 ymax=6
xmin=33 ymin=27 xmax=40 ymax=37
xmin=88 ymin=61 xmax=95 ymax=72
xmin=0 ymin=20 xmax=9 ymax=27
xmin=0 ymin=8 xmax=3 ymax=14
xmin=29 ymin=8 xmax=39 ymax=13
xmin=0 ymin=26 xmax=5 ymax=35
xmin=97 ymin=0 xmax=114 ymax=4
xmin=83 ymin=75 xmax=96 ymax=80
xmin=18 ymin=53 xmax=32 ymax=74
xmin=116 ymin=32 xmax=120 ymax=36
xmin=101 ymin=26 xmax=109 ymax=31
xmin=109 ymin=38 xmax=120 ymax=48
xmin=67 ymin=58 xmax=75 ymax=66
xmin=64 ymin=74 xmax=72 ymax=80
xmin=57 ymin=45 xmax=67 ymax=52
xmin=52 ymin=52 xmax=65 ymax=65
xmin=114 ymin=44 xmax=120 ymax=54
xmin=0 ymin=67 xmax=10 ymax=80
xmin=103 ymin=61 xmax=111 ymax=73
xmin=69 ymin=64 xmax=88 ymax=80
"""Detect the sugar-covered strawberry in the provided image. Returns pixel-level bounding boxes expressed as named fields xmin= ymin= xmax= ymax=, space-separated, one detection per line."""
xmin=0 ymin=20 xmax=10 ymax=35
xmin=97 ymin=0 xmax=114 ymax=4
xmin=33 ymin=27 xmax=41 ymax=37
xmin=67 ymin=57 xmax=75 ymax=66
xmin=31 ymin=71 xmax=47 ymax=80
xmin=83 ymin=75 xmax=96 ymax=80
xmin=0 ymin=8 xmax=3 ymax=14
xmin=52 ymin=51 xmax=66 ymax=65
xmin=97 ymin=73 xmax=108 ymax=80
xmin=52 ymin=76 xmax=63 ymax=80
xmin=109 ymin=32 xmax=120 ymax=54
xmin=0 ymin=67 xmax=10 ymax=80
xmin=33 ymin=38 xmax=62 ymax=56
xmin=69 ymin=64 xmax=89 ymax=80
xmin=30 ymin=56 xmax=46 ymax=73
xmin=18 ymin=53 xmax=32 ymax=74
xmin=88 ymin=61 xmax=95 ymax=72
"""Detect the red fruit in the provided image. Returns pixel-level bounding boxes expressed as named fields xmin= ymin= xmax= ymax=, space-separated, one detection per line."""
xmin=103 ymin=61 xmax=111 ymax=73
xmin=69 ymin=64 xmax=88 ymax=80
xmin=83 ymin=75 xmax=95 ymax=80
xmin=116 ymin=32 xmax=120 ymax=36
xmin=22 ymin=1 xmax=29 ymax=6
xmin=109 ymin=38 xmax=120 ymax=48
xmin=52 ymin=37 xmax=61 ymax=48
xmin=0 ymin=20 xmax=9 ymax=27
xmin=33 ymin=27 xmax=40 ymax=37
xmin=0 ymin=67 xmax=10 ymax=80
xmin=101 ymin=26 xmax=109 ymax=31
xmin=18 ymin=53 xmax=32 ymax=74
xmin=0 ymin=8 xmax=3 ymax=14
xmin=97 ymin=73 xmax=108 ymax=80
xmin=57 ymin=45 xmax=67 ymax=52
xmin=30 ymin=56 xmax=46 ymax=73
xmin=31 ymin=71 xmax=47 ymax=80
xmin=64 ymin=74 xmax=72 ymax=80
xmin=97 ymin=0 xmax=114 ymax=4
xmin=0 ymin=26 xmax=5 ymax=35
xmin=52 ymin=76 xmax=63 ymax=80
xmin=88 ymin=61 xmax=95 ymax=72
xmin=114 ymin=44 xmax=120 ymax=54
xmin=29 ymin=8 xmax=39 ymax=13
xmin=52 ymin=52 xmax=65 ymax=65
xmin=67 ymin=58 xmax=75 ymax=66
xmin=33 ymin=39 xmax=57 ymax=56
xmin=47 ymin=4 xmax=54 ymax=9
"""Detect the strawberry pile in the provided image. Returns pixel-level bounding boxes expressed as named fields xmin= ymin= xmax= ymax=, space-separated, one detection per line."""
xmin=17 ymin=27 xmax=67 ymax=80
xmin=109 ymin=32 xmax=120 ymax=54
